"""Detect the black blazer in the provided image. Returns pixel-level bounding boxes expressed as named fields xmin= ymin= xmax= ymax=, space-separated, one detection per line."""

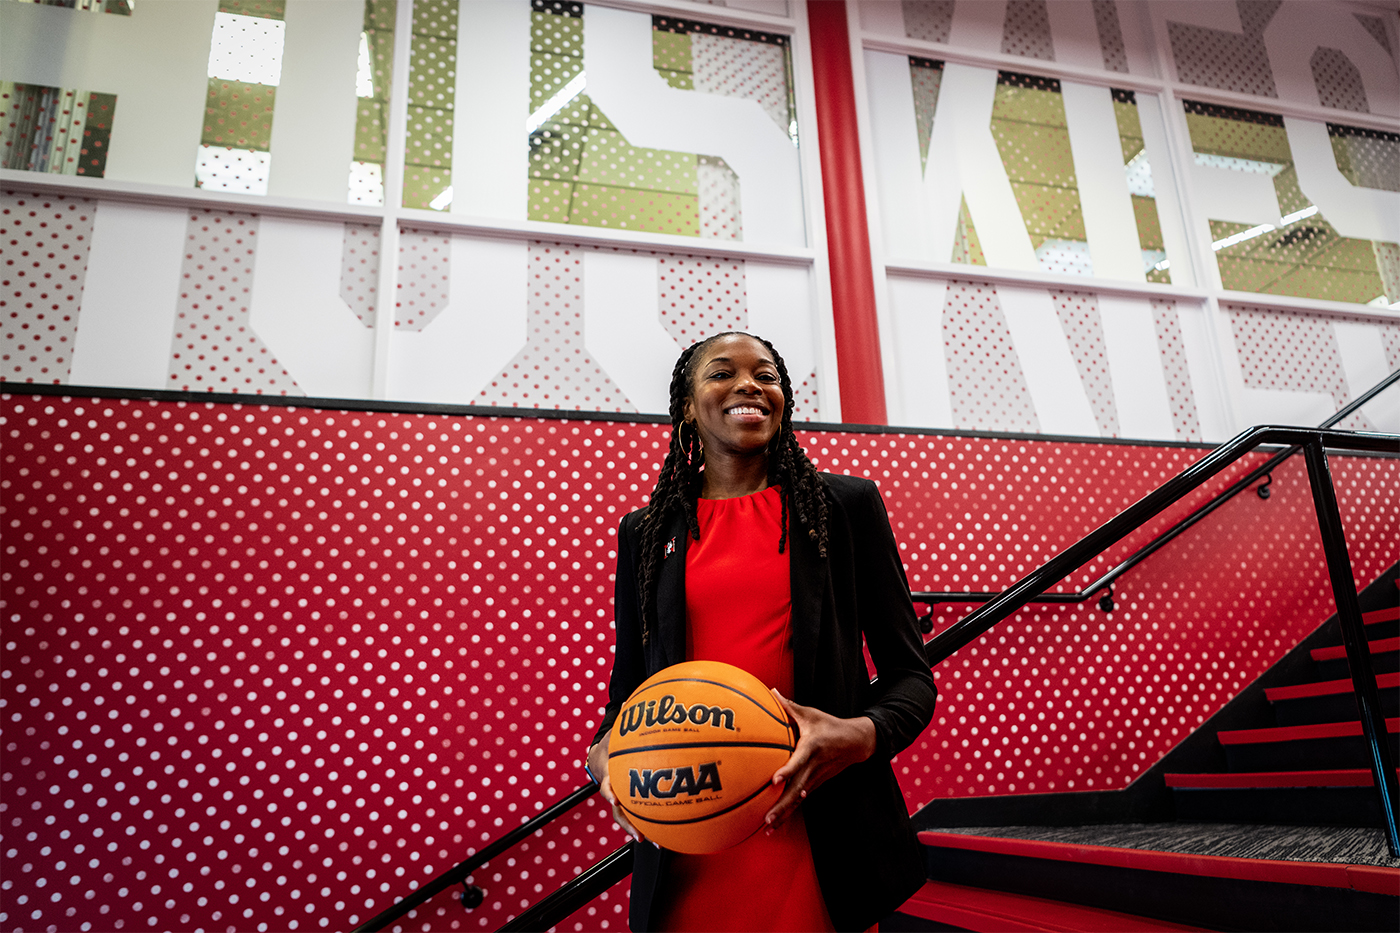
xmin=593 ymin=473 xmax=937 ymax=931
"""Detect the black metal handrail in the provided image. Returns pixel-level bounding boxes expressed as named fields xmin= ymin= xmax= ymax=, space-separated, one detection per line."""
xmin=350 ymin=781 xmax=599 ymax=933
xmin=921 ymin=426 xmax=1398 ymax=858
xmin=909 ymin=369 xmax=1400 ymax=618
xmin=481 ymin=425 xmax=1399 ymax=930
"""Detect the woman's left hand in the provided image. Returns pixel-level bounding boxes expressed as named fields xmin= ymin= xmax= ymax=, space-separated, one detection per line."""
xmin=763 ymin=689 xmax=878 ymax=831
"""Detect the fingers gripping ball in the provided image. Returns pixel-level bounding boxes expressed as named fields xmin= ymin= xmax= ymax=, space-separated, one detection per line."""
xmin=608 ymin=660 xmax=796 ymax=854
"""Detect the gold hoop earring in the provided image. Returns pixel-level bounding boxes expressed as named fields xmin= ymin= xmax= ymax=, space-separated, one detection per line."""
xmin=680 ymin=420 xmax=704 ymax=467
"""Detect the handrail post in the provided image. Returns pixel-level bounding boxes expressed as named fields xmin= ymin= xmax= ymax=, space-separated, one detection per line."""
xmin=1300 ymin=437 xmax=1399 ymax=858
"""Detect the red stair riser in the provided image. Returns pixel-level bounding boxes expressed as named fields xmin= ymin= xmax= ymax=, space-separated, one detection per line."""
xmin=918 ymin=831 xmax=1400 ymax=892
xmin=1265 ymin=672 xmax=1400 ymax=702
xmin=1362 ymin=606 xmax=1398 ymax=625
xmin=1311 ymin=636 xmax=1400 ymax=662
xmin=1216 ymin=717 xmax=1400 ymax=745
xmin=901 ymin=880 xmax=1206 ymax=932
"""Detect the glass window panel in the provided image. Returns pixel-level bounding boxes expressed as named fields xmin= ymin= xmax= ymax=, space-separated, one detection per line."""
xmin=349 ymin=0 xmax=395 ymax=205
xmin=0 ymin=83 xmax=116 ymax=177
xmin=523 ymin=3 xmax=797 ymax=241
xmin=1184 ymin=100 xmax=1398 ymax=305
xmin=1112 ymin=89 xmax=1172 ymax=284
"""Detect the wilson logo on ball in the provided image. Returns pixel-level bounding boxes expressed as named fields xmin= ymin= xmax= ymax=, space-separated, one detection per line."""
xmin=627 ymin=763 xmax=723 ymax=799
xmin=616 ymin=694 xmax=736 ymax=736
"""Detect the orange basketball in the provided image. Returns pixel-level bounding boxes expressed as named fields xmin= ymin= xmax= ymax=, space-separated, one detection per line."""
xmin=607 ymin=660 xmax=796 ymax=855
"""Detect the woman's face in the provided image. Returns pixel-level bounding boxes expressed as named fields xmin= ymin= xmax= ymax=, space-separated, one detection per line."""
xmin=683 ymin=334 xmax=785 ymax=458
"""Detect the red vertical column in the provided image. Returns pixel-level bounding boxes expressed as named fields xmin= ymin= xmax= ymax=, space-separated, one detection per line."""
xmin=806 ymin=0 xmax=887 ymax=425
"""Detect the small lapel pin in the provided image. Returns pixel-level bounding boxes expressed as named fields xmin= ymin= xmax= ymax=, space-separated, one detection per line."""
xmin=664 ymin=537 xmax=676 ymax=558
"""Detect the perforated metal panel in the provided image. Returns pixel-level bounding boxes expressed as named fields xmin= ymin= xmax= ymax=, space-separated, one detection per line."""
xmin=166 ymin=211 xmax=302 ymax=395
xmin=0 ymin=190 xmax=94 ymax=384
xmin=3 ymin=394 xmax=1395 ymax=931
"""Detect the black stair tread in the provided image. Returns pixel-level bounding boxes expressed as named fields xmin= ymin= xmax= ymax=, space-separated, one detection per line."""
xmin=920 ymin=823 xmax=1400 ymax=869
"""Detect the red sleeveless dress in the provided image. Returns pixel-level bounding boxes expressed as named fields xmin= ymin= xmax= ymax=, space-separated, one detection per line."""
xmin=655 ymin=485 xmax=835 ymax=933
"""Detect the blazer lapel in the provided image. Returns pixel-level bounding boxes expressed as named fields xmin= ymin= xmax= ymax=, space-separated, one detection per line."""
xmin=789 ymin=516 xmax=826 ymax=704
xmin=654 ymin=509 xmax=690 ymax=670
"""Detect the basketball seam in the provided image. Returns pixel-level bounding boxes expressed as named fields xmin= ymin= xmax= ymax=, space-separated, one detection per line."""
xmin=607 ymin=740 xmax=795 ymax=759
xmin=627 ymin=677 xmax=790 ymax=729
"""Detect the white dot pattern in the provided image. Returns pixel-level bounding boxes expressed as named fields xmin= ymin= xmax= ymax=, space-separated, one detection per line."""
xmin=1149 ymin=299 xmax=1201 ymax=442
xmin=1050 ymin=290 xmax=1118 ymax=437
xmin=396 ymin=229 xmax=450 ymax=332
xmin=168 ymin=211 xmax=302 ymax=396
xmin=2 ymin=395 xmax=1396 ymax=930
xmin=1000 ymin=0 xmax=1054 ymax=62
xmin=657 ymin=257 xmax=746 ymax=347
xmin=340 ymin=223 xmax=380 ymax=328
xmin=477 ymin=243 xmax=635 ymax=412
xmin=941 ymin=280 xmax=1040 ymax=433
xmin=0 ymin=189 xmax=94 ymax=385
xmin=691 ymin=33 xmax=791 ymax=136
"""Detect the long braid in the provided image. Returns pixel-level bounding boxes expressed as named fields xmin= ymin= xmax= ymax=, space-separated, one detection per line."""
xmin=636 ymin=333 xmax=830 ymax=643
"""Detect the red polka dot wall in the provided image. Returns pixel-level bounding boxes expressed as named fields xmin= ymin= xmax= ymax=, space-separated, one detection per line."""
xmin=2 ymin=393 xmax=1394 ymax=931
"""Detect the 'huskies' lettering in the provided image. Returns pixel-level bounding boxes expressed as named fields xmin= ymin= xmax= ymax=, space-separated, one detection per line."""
xmin=617 ymin=695 xmax=735 ymax=737
xmin=628 ymin=763 xmax=723 ymax=799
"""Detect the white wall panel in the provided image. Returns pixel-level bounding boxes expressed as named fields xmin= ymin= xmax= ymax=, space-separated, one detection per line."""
xmin=864 ymin=50 xmax=931 ymax=261
xmin=885 ymin=277 xmax=952 ymax=430
xmin=935 ymin=64 xmax=1039 ymax=271
xmin=247 ymin=217 xmax=375 ymax=398
xmin=1177 ymin=303 xmax=1234 ymax=442
xmin=747 ymin=261 xmax=817 ymax=401
xmin=1062 ymin=81 xmax=1146 ymax=282
xmin=1045 ymin=1 xmax=1104 ymax=71
xmin=1334 ymin=320 xmax=1400 ymax=432
xmin=583 ymin=251 xmax=675 ymax=415
xmin=997 ymin=284 xmax=1100 ymax=436
xmin=267 ymin=0 xmax=363 ymax=202
xmin=1135 ymin=94 xmax=1196 ymax=288
xmin=1189 ymin=162 xmax=1283 ymax=228
xmin=70 ymin=202 xmax=187 ymax=390
xmin=1264 ymin=2 xmax=1400 ymax=118
xmin=1098 ymin=295 xmax=1176 ymax=440
xmin=0 ymin=0 xmax=216 ymax=187
xmin=387 ymin=236 xmax=528 ymax=404
xmin=454 ymin=1 xmax=532 ymax=220
xmin=948 ymin=0 xmax=1007 ymax=53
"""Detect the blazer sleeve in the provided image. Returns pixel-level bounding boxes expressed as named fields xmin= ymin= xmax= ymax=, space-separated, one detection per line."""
xmin=591 ymin=510 xmax=648 ymax=748
xmin=851 ymin=480 xmax=937 ymax=761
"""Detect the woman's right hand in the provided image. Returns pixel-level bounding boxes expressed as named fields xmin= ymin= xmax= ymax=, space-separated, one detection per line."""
xmin=588 ymin=732 xmax=644 ymax=843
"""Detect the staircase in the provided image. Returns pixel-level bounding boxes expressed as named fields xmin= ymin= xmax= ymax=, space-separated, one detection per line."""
xmin=894 ymin=581 xmax=1400 ymax=932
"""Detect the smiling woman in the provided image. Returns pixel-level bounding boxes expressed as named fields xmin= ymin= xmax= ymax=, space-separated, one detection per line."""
xmin=585 ymin=332 xmax=938 ymax=932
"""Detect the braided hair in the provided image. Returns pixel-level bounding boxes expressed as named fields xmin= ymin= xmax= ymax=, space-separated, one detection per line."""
xmin=635 ymin=332 xmax=830 ymax=643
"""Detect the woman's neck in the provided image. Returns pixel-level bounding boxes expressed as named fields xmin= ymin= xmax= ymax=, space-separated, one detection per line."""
xmin=699 ymin=450 xmax=769 ymax=500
